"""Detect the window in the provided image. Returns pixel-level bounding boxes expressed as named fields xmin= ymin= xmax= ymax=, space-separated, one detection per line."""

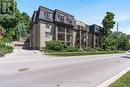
xmin=67 ymin=17 xmax=72 ymax=23
xmin=58 ymin=26 xmax=65 ymax=32
xmin=77 ymin=25 xmax=80 ymax=30
xmin=58 ymin=33 xmax=65 ymax=41
xmin=45 ymin=22 xmax=51 ymax=29
xmin=67 ymin=29 xmax=72 ymax=34
xmin=44 ymin=11 xmax=52 ymax=19
xmin=67 ymin=35 xmax=72 ymax=42
xmin=58 ymin=14 xmax=64 ymax=22
xmin=95 ymin=26 xmax=99 ymax=32
xmin=45 ymin=32 xmax=51 ymax=38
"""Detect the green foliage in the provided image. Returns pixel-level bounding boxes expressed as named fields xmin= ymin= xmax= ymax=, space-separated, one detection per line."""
xmin=83 ymin=47 xmax=95 ymax=51
xmin=0 ymin=0 xmax=16 ymax=14
xmin=104 ymin=33 xmax=117 ymax=50
xmin=15 ymin=12 xmax=30 ymax=40
xmin=102 ymin=12 xmax=116 ymax=36
xmin=16 ymin=22 xmax=28 ymax=39
xmin=45 ymin=41 xmax=80 ymax=52
xmin=46 ymin=40 xmax=63 ymax=51
xmin=0 ymin=37 xmax=13 ymax=55
xmin=105 ymin=32 xmax=130 ymax=51
xmin=102 ymin=12 xmax=116 ymax=49
xmin=107 ymin=46 xmax=117 ymax=51
xmin=117 ymin=32 xmax=130 ymax=51
xmin=0 ymin=25 xmax=4 ymax=33
xmin=62 ymin=43 xmax=68 ymax=49
xmin=0 ymin=45 xmax=13 ymax=54
xmin=0 ymin=14 xmax=19 ymax=31
xmin=46 ymin=51 xmax=124 ymax=57
xmin=109 ymin=71 xmax=130 ymax=87
xmin=94 ymin=47 xmax=105 ymax=51
xmin=0 ymin=0 xmax=30 ymax=40
xmin=83 ymin=47 xmax=104 ymax=51
xmin=64 ymin=46 xmax=79 ymax=52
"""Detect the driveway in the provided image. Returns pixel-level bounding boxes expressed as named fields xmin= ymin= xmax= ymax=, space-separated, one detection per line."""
xmin=0 ymin=48 xmax=130 ymax=87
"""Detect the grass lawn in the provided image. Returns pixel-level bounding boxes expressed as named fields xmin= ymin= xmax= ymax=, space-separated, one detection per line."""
xmin=44 ymin=51 xmax=125 ymax=56
xmin=109 ymin=71 xmax=130 ymax=87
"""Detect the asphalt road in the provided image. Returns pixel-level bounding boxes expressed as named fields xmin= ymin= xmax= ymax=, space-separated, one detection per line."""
xmin=0 ymin=49 xmax=130 ymax=87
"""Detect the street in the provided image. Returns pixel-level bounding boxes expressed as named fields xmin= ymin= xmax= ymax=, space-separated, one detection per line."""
xmin=0 ymin=49 xmax=130 ymax=87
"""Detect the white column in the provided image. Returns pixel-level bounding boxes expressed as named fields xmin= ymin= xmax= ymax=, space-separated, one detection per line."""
xmin=80 ymin=30 xmax=82 ymax=49
xmin=86 ymin=32 xmax=88 ymax=47
xmin=72 ymin=30 xmax=76 ymax=47
xmin=65 ymin=27 xmax=67 ymax=44
xmin=55 ymin=26 xmax=58 ymax=41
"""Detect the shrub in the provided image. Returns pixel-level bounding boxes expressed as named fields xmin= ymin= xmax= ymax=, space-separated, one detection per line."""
xmin=107 ymin=46 xmax=117 ymax=51
xmin=83 ymin=47 xmax=95 ymax=51
xmin=94 ymin=47 xmax=104 ymax=51
xmin=110 ymin=46 xmax=117 ymax=51
xmin=62 ymin=43 xmax=68 ymax=49
xmin=40 ymin=47 xmax=47 ymax=52
xmin=0 ymin=45 xmax=13 ymax=54
xmin=46 ymin=40 xmax=63 ymax=51
xmin=0 ymin=34 xmax=13 ymax=55
xmin=64 ymin=46 xmax=79 ymax=52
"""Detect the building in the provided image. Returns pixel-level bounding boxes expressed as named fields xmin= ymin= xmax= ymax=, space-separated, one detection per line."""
xmin=75 ymin=21 xmax=89 ymax=48
xmin=30 ymin=6 xmax=103 ymax=49
xmin=89 ymin=24 xmax=104 ymax=48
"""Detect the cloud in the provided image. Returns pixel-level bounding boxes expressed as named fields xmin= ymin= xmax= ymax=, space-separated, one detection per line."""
xmin=120 ymin=27 xmax=130 ymax=34
xmin=116 ymin=15 xmax=130 ymax=22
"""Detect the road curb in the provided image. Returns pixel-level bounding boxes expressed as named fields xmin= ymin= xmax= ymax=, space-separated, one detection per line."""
xmin=96 ymin=66 xmax=130 ymax=87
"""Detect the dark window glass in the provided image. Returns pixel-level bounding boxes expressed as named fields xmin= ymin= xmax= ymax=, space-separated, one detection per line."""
xmin=67 ymin=35 xmax=72 ymax=42
xmin=58 ymin=14 xmax=64 ymax=22
xmin=45 ymin=22 xmax=51 ymax=29
xmin=67 ymin=29 xmax=72 ymax=34
xmin=45 ymin=32 xmax=51 ymax=38
xmin=58 ymin=26 xmax=65 ymax=32
xmin=58 ymin=33 xmax=65 ymax=41
xmin=44 ymin=11 xmax=51 ymax=19
xmin=67 ymin=17 xmax=72 ymax=23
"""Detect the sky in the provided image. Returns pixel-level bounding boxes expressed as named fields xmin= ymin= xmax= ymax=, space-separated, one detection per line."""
xmin=16 ymin=0 xmax=130 ymax=34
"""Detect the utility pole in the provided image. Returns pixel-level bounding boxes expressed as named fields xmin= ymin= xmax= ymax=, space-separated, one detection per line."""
xmin=117 ymin=22 xmax=119 ymax=32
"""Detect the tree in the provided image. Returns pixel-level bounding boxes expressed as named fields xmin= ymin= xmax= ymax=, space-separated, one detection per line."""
xmin=102 ymin=12 xmax=116 ymax=49
xmin=0 ymin=0 xmax=18 ymax=33
xmin=104 ymin=32 xmax=117 ymax=50
xmin=102 ymin=12 xmax=116 ymax=36
xmin=0 ymin=14 xmax=18 ymax=32
xmin=117 ymin=32 xmax=130 ymax=51
xmin=15 ymin=12 xmax=30 ymax=40
xmin=0 ymin=0 xmax=30 ymax=40
xmin=0 ymin=26 xmax=4 ymax=40
xmin=0 ymin=0 xmax=16 ymax=14
xmin=105 ymin=32 xmax=130 ymax=51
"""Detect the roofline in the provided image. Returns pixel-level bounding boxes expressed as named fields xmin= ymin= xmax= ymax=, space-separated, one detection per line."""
xmin=91 ymin=24 xmax=102 ymax=28
xmin=55 ymin=9 xmax=74 ymax=17
xmin=39 ymin=6 xmax=54 ymax=12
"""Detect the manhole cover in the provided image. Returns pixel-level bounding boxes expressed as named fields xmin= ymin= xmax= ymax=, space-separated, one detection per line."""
xmin=17 ymin=68 xmax=29 ymax=72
